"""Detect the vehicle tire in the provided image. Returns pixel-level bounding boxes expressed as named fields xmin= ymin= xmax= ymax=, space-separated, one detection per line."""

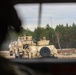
xmin=10 ymin=51 xmax=13 ymax=56
xmin=40 ymin=47 xmax=51 ymax=57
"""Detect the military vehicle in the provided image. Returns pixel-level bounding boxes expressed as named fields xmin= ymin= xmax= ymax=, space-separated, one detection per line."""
xmin=9 ymin=35 xmax=58 ymax=58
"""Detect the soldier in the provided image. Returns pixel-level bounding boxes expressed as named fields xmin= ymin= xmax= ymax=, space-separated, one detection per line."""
xmin=17 ymin=39 xmax=24 ymax=57
xmin=12 ymin=41 xmax=19 ymax=57
xmin=42 ymin=37 xmax=46 ymax=40
xmin=9 ymin=42 xmax=15 ymax=55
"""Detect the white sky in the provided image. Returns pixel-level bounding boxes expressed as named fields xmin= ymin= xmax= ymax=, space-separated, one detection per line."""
xmin=14 ymin=3 xmax=76 ymax=31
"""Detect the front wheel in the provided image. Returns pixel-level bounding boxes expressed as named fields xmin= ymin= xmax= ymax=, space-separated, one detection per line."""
xmin=10 ymin=51 xmax=13 ymax=56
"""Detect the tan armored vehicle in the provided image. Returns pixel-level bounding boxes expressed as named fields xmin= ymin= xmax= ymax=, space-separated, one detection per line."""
xmin=9 ymin=35 xmax=58 ymax=58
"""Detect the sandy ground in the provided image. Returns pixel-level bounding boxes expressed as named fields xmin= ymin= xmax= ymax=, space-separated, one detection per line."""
xmin=57 ymin=54 xmax=76 ymax=59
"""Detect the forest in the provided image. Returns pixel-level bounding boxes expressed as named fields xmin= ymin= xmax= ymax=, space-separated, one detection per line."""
xmin=1 ymin=23 xmax=76 ymax=50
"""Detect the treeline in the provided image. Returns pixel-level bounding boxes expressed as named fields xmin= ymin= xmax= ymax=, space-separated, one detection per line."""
xmin=34 ymin=23 xmax=76 ymax=49
xmin=1 ymin=23 xmax=76 ymax=50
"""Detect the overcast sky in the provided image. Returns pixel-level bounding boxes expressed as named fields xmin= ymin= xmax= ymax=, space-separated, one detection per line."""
xmin=14 ymin=3 xmax=76 ymax=31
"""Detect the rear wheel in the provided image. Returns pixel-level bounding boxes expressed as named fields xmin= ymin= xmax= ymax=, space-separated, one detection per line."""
xmin=40 ymin=47 xmax=51 ymax=57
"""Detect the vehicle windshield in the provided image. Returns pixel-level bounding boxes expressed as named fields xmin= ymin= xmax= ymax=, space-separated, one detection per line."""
xmin=1 ymin=3 xmax=76 ymax=59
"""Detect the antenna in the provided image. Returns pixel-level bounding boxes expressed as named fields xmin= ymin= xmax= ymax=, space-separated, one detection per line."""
xmin=38 ymin=3 xmax=42 ymax=27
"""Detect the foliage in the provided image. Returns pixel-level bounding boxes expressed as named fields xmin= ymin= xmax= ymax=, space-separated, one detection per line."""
xmin=2 ymin=23 xmax=76 ymax=49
